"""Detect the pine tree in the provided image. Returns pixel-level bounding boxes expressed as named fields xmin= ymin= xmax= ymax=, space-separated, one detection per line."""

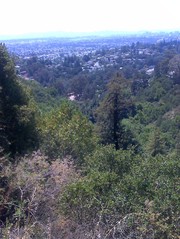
xmin=95 ymin=73 xmax=134 ymax=150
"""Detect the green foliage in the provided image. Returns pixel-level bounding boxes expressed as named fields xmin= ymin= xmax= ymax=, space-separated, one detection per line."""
xmin=0 ymin=44 xmax=38 ymax=156
xmin=119 ymin=153 xmax=180 ymax=238
xmin=95 ymin=73 xmax=135 ymax=150
xmin=39 ymin=100 xmax=97 ymax=163
xmin=1 ymin=39 xmax=180 ymax=238
xmin=138 ymin=77 xmax=173 ymax=103
xmin=147 ymin=127 xmax=167 ymax=156
xmin=21 ymin=79 xmax=63 ymax=112
xmin=169 ymin=54 xmax=180 ymax=84
xmin=61 ymin=150 xmax=180 ymax=238
xmin=61 ymin=171 xmax=118 ymax=224
xmin=84 ymin=145 xmax=134 ymax=176
xmin=60 ymin=146 xmax=134 ymax=225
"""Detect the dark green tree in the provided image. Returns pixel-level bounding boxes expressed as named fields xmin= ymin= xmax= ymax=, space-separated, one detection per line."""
xmin=95 ymin=73 xmax=134 ymax=150
xmin=168 ymin=54 xmax=180 ymax=84
xmin=0 ymin=44 xmax=38 ymax=156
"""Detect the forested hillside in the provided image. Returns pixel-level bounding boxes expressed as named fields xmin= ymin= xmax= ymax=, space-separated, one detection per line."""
xmin=0 ymin=40 xmax=179 ymax=239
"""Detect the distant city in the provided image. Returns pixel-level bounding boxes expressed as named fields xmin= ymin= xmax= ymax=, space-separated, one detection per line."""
xmin=2 ymin=31 xmax=180 ymax=80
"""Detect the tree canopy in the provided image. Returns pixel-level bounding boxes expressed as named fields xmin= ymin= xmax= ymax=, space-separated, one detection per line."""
xmin=95 ymin=73 xmax=136 ymax=150
xmin=0 ymin=44 xmax=38 ymax=156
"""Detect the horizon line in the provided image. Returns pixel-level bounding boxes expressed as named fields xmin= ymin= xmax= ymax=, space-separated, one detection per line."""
xmin=0 ymin=29 xmax=180 ymax=41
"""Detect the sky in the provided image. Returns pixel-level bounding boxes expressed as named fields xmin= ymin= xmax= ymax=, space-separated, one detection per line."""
xmin=1 ymin=0 xmax=180 ymax=37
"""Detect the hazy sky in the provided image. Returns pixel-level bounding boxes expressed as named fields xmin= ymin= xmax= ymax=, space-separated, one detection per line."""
xmin=1 ymin=0 xmax=180 ymax=36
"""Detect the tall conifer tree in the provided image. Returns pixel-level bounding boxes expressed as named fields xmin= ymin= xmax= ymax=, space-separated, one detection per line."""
xmin=96 ymin=73 xmax=134 ymax=150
